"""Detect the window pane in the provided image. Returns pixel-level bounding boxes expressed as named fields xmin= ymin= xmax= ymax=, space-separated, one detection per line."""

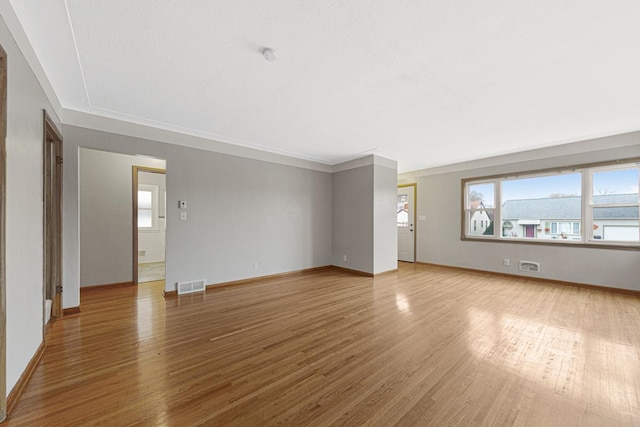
xmin=593 ymin=206 xmax=639 ymax=241
xmin=468 ymin=183 xmax=494 ymax=209
xmin=592 ymin=168 xmax=639 ymax=204
xmin=138 ymin=190 xmax=152 ymax=209
xmin=397 ymin=194 xmax=408 ymax=227
xmin=501 ymin=173 xmax=581 ymax=240
xmin=138 ymin=209 xmax=152 ymax=228
xmin=468 ymin=210 xmax=494 ymax=236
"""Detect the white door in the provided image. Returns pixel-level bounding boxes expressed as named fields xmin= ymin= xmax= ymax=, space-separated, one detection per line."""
xmin=397 ymin=186 xmax=415 ymax=262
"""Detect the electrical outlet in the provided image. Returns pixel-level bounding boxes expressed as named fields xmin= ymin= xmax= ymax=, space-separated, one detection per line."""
xmin=343 ymin=254 xmax=347 ymax=262
xmin=180 ymin=211 xmax=187 ymax=221
xmin=253 ymin=262 xmax=259 ymax=270
xmin=503 ymin=258 xmax=510 ymax=266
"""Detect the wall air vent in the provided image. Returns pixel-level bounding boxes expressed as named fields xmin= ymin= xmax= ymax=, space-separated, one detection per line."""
xmin=177 ymin=279 xmax=206 ymax=295
xmin=519 ymin=261 xmax=541 ymax=273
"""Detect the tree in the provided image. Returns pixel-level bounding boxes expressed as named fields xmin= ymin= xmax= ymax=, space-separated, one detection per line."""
xmin=596 ymin=187 xmax=614 ymax=195
xmin=469 ymin=190 xmax=483 ymax=209
xmin=483 ymin=221 xmax=494 ymax=235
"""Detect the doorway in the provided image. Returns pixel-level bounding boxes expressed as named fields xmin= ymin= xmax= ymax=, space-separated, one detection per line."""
xmin=132 ymin=167 xmax=166 ymax=285
xmin=0 ymin=42 xmax=7 ymax=423
xmin=524 ymin=224 xmax=535 ymax=238
xmin=397 ymin=184 xmax=416 ymax=262
xmin=43 ymin=111 xmax=63 ymax=324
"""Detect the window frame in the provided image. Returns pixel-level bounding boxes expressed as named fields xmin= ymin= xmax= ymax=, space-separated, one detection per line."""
xmin=464 ymin=178 xmax=497 ymax=240
xmin=461 ymin=157 xmax=640 ymax=250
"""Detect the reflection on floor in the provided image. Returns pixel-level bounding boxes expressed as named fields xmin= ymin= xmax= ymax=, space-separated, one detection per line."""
xmin=138 ymin=261 xmax=165 ymax=283
xmin=139 ymin=280 xmax=165 ymax=293
xmin=8 ymin=264 xmax=640 ymax=425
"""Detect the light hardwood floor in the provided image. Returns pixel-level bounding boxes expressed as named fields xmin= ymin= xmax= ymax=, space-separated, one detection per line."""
xmin=138 ymin=262 xmax=165 ymax=283
xmin=5 ymin=263 xmax=640 ymax=426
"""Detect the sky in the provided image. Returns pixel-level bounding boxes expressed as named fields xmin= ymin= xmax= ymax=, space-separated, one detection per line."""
xmin=469 ymin=167 xmax=639 ymax=207
xmin=592 ymin=167 xmax=639 ymax=195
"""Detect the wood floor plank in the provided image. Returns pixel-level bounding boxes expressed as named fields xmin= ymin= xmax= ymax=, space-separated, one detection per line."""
xmin=4 ymin=264 xmax=640 ymax=426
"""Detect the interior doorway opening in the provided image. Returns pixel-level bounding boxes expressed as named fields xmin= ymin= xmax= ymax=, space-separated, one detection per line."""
xmin=43 ymin=111 xmax=63 ymax=325
xmin=133 ymin=167 xmax=166 ymax=286
xmin=78 ymin=149 xmax=165 ymax=294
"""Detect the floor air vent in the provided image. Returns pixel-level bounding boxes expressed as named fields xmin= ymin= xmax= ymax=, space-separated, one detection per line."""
xmin=519 ymin=261 xmax=541 ymax=273
xmin=177 ymin=279 xmax=206 ymax=295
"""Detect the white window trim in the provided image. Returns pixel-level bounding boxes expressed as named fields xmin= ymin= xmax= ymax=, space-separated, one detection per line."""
xmin=462 ymin=159 xmax=640 ymax=249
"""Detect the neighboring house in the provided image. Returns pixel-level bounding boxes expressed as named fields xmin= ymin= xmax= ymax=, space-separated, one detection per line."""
xmin=502 ymin=194 xmax=639 ymax=241
xmin=469 ymin=202 xmax=494 ymax=236
xmin=470 ymin=209 xmax=492 ymax=235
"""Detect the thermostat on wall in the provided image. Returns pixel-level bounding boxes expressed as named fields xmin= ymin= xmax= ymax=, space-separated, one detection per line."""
xmin=178 ymin=200 xmax=187 ymax=209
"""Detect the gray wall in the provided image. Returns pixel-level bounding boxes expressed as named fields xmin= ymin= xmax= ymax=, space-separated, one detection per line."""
xmin=332 ymin=165 xmax=374 ymax=273
xmin=64 ymin=125 xmax=333 ymax=306
xmin=79 ymin=149 xmax=165 ymax=286
xmin=0 ymin=15 xmax=60 ymax=393
xmin=401 ymin=134 xmax=640 ymax=291
xmin=332 ymin=157 xmax=398 ymax=275
xmin=373 ymin=164 xmax=398 ymax=274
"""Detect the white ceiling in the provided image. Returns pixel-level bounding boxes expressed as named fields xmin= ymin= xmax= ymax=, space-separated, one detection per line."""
xmin=9 ymin=1 xmax=640 ymax=172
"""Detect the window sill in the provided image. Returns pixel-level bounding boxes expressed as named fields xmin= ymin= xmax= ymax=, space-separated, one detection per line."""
xmin=461 ymin=236 xmax=640 ymax=251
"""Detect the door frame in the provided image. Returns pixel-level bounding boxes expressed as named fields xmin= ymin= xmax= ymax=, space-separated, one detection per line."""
xmin=0 ymin=42 xmax=7 ymax=423
xmin=398 ymin=183 xmax=417 ymax=262
xmin=43 ymin=110 xmax=63 ymax=323
xmin=132 ymin=166 xmax=166 ymax=285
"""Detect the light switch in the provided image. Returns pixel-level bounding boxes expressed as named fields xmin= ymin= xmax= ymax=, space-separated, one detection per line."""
xmin=180 ymin=211 xmax=187 ymax=221
xmin=178 ymin=200 xmax=187 ymax=209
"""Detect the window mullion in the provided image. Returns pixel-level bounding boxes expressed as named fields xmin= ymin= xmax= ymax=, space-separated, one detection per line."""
xmin=495 ymin=179 xmax=501 ymax=238
xmin=582 ymin=170 xmax=591 ymax=242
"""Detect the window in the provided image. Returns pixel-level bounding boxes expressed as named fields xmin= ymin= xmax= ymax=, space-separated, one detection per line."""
xmin=500 ymin=173 xmax=581 ymax=240
xmin=465 ymin=182 xmax=495 ymax=236
xmin=397 ymin=195 xmax=409 ymax=227
xmin=590 ymin=166 xmax=639 ymax=242
xmin=549 ymin=222 xmax=581 ymax=236
xmin=463 ymin=159 xmax=639 ymax=247
xmin=138 ymin=184 xmax=159 ymax=230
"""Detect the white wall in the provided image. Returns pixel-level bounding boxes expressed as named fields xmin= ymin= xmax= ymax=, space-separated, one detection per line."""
xmin=138 ymin=171 xmax=166 ymax=264
xmin=65 ymin=125 xmax=333 ymax=305
xmin=79 ymin=149 xmax=165 ymax=286
xmin=0 ymin=15 xmax=60 ymax=394
xmin=400 ymin=133 xmax=640 ymax=291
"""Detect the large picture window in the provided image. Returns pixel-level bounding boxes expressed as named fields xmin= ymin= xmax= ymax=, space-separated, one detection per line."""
xmin=463 ymin=160 xmax=639 ymax=247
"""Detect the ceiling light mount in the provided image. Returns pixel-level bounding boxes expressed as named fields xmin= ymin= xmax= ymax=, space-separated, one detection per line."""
xmin=263 ymin=47 xmax=277 ymax=62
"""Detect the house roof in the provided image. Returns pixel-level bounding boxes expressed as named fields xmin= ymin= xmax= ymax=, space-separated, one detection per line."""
xmin=502 ymin=194 xmax=638 ymax=220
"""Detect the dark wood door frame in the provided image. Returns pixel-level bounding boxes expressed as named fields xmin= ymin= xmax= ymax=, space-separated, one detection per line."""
xmin=43 ymin=111 xmax=63 ymax=322
xmin=0 ymin=42 xmax=8 ymax=423
xmin=132 ymin=166 xmax=166 ymax=286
